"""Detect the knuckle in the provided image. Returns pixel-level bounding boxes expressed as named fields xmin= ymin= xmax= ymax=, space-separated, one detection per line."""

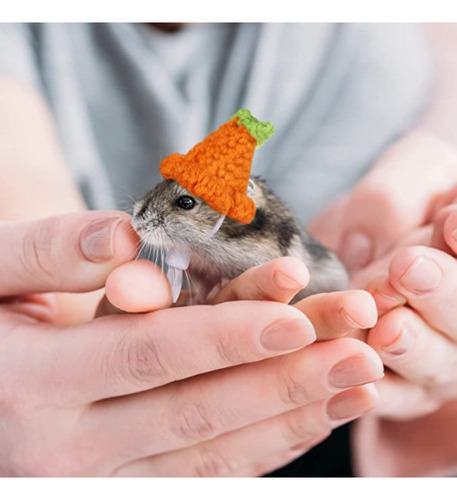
xmin=124 ymin=333 xmax=169 ymax=387
xmin=283 ymin=413 xmax=312 ymax=443
xmin=214 ymin=331 xmax=246 ymax=365
xmin=283 ymin=404 xmax=330 ymax=444
xmin=278 ymin=366 xmax=312 ymax=406
xmin=111 ymin=320 xmax=170 ymax=389
xmin=193 ymin=446 xmax=235 ymax=477
xmin=20 ymin=219 xmax=59 ymax=284
xmin=170 ymin=400 xmax=219 ymax=442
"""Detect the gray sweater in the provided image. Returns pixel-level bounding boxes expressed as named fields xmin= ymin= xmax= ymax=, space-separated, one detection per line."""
xmin=0 ymin=23 xmax=431 ymax=222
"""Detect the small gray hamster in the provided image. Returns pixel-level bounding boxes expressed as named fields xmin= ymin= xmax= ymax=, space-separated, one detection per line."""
xmin=132 ymin=176 xmax=348 ymax=303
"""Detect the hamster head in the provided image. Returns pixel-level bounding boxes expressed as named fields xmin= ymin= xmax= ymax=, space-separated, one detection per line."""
xmin=131 ymin=179 xmax=226 ymax=254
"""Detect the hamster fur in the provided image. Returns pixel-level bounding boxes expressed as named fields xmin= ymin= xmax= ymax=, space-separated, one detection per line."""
xmin=132 ymin=177 xmax=348 ymax=303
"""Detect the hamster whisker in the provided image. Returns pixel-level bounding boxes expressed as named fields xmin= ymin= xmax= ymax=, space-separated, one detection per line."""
xmin=133 ymin=239 xmax=146 ymax=261
xmin=116 ymin=189 xmax=139 ymax=214
xmin=126 ymin=223 xmax=141 ymax=239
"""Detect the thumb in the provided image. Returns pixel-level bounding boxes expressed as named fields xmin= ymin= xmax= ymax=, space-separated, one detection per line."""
xmin=310 ymin=133 xmax=457 ymax=273
xmin=0 ymin=211 xmax=139 ymax=296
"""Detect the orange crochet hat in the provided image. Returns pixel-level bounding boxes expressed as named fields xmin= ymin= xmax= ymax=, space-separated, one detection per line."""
xmin=159 ymin=109 xmax=275 ymax=224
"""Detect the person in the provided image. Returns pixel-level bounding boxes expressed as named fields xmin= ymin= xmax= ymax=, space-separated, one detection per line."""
xmin=0 ymin=22 xmax=457 ymax=476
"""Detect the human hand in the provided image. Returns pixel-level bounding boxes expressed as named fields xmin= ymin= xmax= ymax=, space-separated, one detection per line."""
xmin=309 ymin=132 xmax=457 ymax=273
xmin=0 ymin=213 xmax=383 ymax=477
xmin=106 ymin=256 xmax=381 ymax=476
xmin=307 ymin=130 xmax=457 ymax=421
xmin=342 ymin=207 xmax=457 ymax=476
xmin=347 ymin=204 xmax=457 ymax=421
xmin=308 ymin=130 xmax=457 ymax=419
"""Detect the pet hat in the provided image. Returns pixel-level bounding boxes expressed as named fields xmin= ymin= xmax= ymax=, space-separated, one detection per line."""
xmin=159 ymin=108 xmax=275 ymax=224
xmin=160 ymin=109 xmax=275 ymax=302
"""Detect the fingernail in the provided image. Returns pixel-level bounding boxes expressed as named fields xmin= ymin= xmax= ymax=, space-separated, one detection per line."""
xmin=274 ymin=271 xmax=303 ymax=290
xmin=340 ymin=232 xmax=373 ymax=272
xmin=382 ymin=326 xmax=413 ymax=356
xmin=328 ymin=354 xmax=383 ymax=388
xmin=80 ymin=216 xmax=123 ymax=263
xmin=327 ymin=385 xmax=378 ymax=420
xmin=400 ymin=256 xmax=442 ymax=293
xmin=261 ymin=318 xmax=316 ymax=351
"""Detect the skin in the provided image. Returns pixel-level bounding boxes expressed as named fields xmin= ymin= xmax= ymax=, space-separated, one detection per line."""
xmin=2 ymin=23 xmax=457 ymax=476
xmin=307 ymin=24 xmax=457 ymax=477
xmin=0 ymin=212 xmax=382 ymax=476
xmin=132 ymin=177 xmax=348 ymax=302
xmin=0 ymin=76 xmax=382 ymax=477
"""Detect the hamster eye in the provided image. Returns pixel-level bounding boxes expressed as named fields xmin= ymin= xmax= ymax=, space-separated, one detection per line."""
xmin=175 ymin=195 xmax=196 ymax=210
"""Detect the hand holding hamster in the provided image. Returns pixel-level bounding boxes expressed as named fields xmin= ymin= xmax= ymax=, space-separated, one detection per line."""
xmin=132 ymin=109 xmax=348 ymax=303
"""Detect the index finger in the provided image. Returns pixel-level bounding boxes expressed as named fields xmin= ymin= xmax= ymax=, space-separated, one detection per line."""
xmin=16 ymin=300 xmax=316 ymax=405
xmin=211 ymin=259 xmax=377 ymax=339
xmin=0 ymin=211 xmax=138 ymax=296
xmin=211 ymin=257 xmax=309 ymax=305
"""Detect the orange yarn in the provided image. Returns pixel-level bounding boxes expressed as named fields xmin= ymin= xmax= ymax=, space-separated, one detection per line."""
xmin=160 ymin=110 xmax=274 ymax=224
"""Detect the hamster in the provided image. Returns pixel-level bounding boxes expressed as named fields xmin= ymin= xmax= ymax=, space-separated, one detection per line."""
xmin=131 ymin=176 xmax=348 ymax=303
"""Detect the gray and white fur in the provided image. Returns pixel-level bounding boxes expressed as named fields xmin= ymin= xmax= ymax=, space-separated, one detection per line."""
xmin=132 ymin=177 xmax=348 ymax=303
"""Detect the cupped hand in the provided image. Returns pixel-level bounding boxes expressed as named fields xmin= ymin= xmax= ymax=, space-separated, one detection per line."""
xmin=351 ymin=205 xmax=457 ymax=421
xmin=343 ymin=206 xmax=457 ymax=476
xmin=106 ymin=256 xmax=381 ymax=476
xmin=309 ymin=132 xmax=457 ymax=273
xmin=0 ymin=213 xmax=383 ymax=477
xmin=307 ymin=130 xmax=457 ymax=420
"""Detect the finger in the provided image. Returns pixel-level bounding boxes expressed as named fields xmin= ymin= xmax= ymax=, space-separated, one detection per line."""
xmin=15 ymin=300 xmax=316 ymax=405
xmin=230 ymin=444 xmax=323 ymax=477
xmin=211 ymin=257 xmax=309 ymax=305
xmin=312 ymin=133 xmax=457 ymax=272
xmin=215 ymin=264 xmax=379 ymax=341
xmin=104 ymin=260 xmax=172 ymax=313
xmin=430 ymin=205 xmax=457 ymax=253
xmin=294 ymin=290 xmax=377 ymax=340
xmin=0 ymin=211 xmax=139 ymax=296
xmin=364 ymin=277 xmax=406 ymax=316
xmin=350 ymin=225 xmax=433 ymax=290
xmin=232 ymin=385 xmax=378 ymax=478
xmin=87 ymin=338 xmax=383 ymax=464
xmin=2 ymin=293 xmax=58 ymax=323
xmin=95 ymin=294 xmax=125 ymax=317
xmin=372 ymin=373 xmax=439 ymax=420
xmin=442 ymin=207 xmax=457 ymax=254
xmin=367 ymin=307 xmax=457 ymax=400
xmin=430 ymin=184 xmax=457 ymax=220
xmin=112 ymin=384 xmax=377 ymax=477
xmin=388 ymin=245 xmax=457 ymax=340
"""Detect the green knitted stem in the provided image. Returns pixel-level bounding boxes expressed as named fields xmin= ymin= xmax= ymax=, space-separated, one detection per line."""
xmin=231 ymin=109 xmax=275 ymax=147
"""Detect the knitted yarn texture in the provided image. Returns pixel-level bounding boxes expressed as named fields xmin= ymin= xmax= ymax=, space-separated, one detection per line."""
xmin=159 ymin=109 xmax=275 ymax=224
